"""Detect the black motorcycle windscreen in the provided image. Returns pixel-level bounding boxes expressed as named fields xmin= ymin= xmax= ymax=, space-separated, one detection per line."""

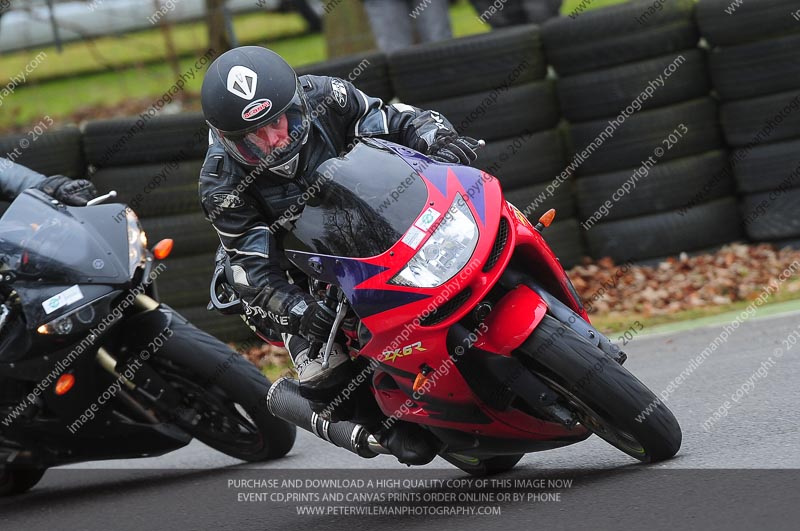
xmin=0 ymin=190 xmax=129 ymax=285
xmin=283 ymin=141 xmax=428 ymax=259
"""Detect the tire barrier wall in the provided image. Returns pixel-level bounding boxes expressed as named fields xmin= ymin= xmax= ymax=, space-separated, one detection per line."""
xmin=698 ymin=0 xmax=800 ymax=247
xmin=544 ymin=0 xmax=739 ymax=263
xmin=393 ymin=25 xmax=584 ymax=267
xmin=2 ymin=0 xmax=797 ymax=339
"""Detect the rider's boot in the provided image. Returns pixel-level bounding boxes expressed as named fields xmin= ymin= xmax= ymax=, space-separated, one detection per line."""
xmin=285 ymin=334 xmax=356 ymax=420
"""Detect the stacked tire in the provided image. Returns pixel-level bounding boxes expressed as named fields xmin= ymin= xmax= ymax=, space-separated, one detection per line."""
xmin=543 ymin=0 xmax=741 ymax=263
xmin=388 ymin=25 xmax=585 ymax=267
xmin=295 ymin=51 xmax=393 ymax=103
xmin=698 ymin=0 xmax=800 ymax=245
xmin=0 ymin=124 xmax=86 ymax=213
xmin=82 ymin=113 xmax=250 ymax=341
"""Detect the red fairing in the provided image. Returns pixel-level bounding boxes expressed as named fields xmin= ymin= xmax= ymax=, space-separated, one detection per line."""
xmin=476 ymin=284 xmax=548 ymax=356
xmin=346 ymin=162 xmax=590 ymax=442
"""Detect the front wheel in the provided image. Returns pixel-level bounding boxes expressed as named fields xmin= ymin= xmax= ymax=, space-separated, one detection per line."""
xmin=151 ymin=313 xmax=296 ymax=461
xmin=517 ymin=315 xmax=681 ymax=462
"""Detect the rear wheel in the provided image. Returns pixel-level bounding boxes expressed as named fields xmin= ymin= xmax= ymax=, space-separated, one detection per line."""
xmin=517 ymin=315 xmax=681 ymax=462
xmin=442 ymin=453 xmax=524 ymax=477
xmin=0 ymin=468 xmax=46 ymax=496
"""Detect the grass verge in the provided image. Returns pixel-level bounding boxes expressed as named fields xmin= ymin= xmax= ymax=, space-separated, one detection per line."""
xmin=262 ymin=364 xmax=294 ymax=383
xmin=591 ymin=285 xmax=800 ymax=335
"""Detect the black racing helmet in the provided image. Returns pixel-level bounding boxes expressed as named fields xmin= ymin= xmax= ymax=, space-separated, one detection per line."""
xmin=201 ymin=46 xmax=310 ymax=177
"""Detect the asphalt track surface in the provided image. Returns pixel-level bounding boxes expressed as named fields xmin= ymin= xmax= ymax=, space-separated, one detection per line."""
xmin=2 ymin=311 xmax=799 ymax=530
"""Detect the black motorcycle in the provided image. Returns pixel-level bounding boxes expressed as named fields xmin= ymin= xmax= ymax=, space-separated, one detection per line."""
xmin=0 ymin=189 xmax=295 ymax=496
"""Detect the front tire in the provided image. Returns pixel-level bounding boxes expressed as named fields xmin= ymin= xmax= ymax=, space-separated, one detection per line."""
xmin=152 ymin=312 xmax=296 ymax=461
xmin=518 ymin=315 xmax=681 ymax=462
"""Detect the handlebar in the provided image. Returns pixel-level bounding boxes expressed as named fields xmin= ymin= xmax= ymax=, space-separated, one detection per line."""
xmin=87 ymin=190 xmax=117 ymax=206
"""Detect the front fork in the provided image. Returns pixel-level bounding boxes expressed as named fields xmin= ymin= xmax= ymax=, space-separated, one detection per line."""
xmin=94 ymin=294 xmax=183 ymax=425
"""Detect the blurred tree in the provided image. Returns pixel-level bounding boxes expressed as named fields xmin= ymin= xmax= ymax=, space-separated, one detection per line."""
xmin=154 ymin=0 xmax=183 ymax=87
xmin=290 ymin=0 xmax=323 ymax=33
xmin=205 ymin=0 xmax=233 ymax=53
xmin=323 ymin=1 xmax=375 ymax=59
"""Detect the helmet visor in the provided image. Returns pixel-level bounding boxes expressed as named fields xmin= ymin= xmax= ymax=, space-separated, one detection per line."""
xmin=216 ymin=89 xmax=309 ymax=168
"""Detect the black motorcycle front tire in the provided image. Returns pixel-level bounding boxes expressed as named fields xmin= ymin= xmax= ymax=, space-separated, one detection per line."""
xmin=153 ymin=311 xmax=296 ymax=462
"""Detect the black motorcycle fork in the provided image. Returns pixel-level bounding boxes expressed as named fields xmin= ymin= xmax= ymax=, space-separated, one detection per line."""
xmin=499 ymin=270 xmax=627 ymax=365
xmin=97 ymin=297 xmax=187 ymax=420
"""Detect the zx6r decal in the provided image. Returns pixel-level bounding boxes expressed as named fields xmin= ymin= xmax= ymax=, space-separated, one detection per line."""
xmin=382 ymin=341 xmax=426 ymax=363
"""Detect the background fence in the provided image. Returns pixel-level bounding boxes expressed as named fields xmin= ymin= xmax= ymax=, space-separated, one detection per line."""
xmin=2 ymin=0 xmax=798 ymax=340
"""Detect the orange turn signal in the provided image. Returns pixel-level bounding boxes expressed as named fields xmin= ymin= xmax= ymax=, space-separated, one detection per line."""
xmin=55 ymin=374 xmax=76 ymax=396
xmin=412 ymin=373 xmax=429 ymax=393
xmin=538 ymin=209 xmax=556 ymax=228
xmin=153 ymin=239 xmax=174 ymax=260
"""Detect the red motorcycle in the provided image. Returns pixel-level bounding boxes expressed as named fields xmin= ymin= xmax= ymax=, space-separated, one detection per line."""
xmin=262 ymin=138 xmax=681 ymax=475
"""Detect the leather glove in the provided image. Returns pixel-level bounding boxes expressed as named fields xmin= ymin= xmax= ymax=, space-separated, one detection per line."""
xmin=298 ymin=300 xmax=337 ymax=343
xmin=427 ymin=134 xmax=482 ymax=166
xmin=35 ymin=175 xmax=98 ymax=206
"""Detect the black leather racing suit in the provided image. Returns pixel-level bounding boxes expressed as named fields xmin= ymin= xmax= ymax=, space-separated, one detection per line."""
xmin=199 ymin=74 xmax=463 ymax=340
xmin=0 ymin=159 xmax=46 ymax=215
xmin=0 ymin=159 xmax=46 ymax=199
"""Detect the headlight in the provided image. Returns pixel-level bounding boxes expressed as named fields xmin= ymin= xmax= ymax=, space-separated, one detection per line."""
xmin=37 ymin=294 xmax=115 ymax=336
xmin=389 ymin=194 xmax=478 ymax=288
xmin=126 ymin=210 xmax=148 ymax=276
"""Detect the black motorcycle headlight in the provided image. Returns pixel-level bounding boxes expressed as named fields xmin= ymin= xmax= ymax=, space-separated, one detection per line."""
xmin=126 ymin=210 xmax=148 ymax=277
xmin=36 ymin=294 xmax=114 ymax=336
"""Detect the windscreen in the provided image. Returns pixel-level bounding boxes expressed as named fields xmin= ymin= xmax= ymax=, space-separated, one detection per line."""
xmin=0 ymin=190 xmax=128 ymax=285
xmin=283 ymin=141 xmax=429 ymax=258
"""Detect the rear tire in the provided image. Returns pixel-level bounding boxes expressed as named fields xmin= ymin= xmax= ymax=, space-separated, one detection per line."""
xmin=0 ymin=468 xmax=46 ymax=496
xmin=442 ymin=453 xmax=524 ymax=477
xmin=517 ymin=315 xmax=681 ymax=462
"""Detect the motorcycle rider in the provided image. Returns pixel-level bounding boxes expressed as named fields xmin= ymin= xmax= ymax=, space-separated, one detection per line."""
xmin=199 ymin=46 xmax=481 ymax=465
xmin=0 ymin=158 xmax=98 ymax=212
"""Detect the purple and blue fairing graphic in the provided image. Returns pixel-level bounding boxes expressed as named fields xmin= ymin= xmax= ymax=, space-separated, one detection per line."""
xmin=380 ymin=141 xmax=488 ymax=226
xmin=286 ymin=250 xmax=430 ymax=318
